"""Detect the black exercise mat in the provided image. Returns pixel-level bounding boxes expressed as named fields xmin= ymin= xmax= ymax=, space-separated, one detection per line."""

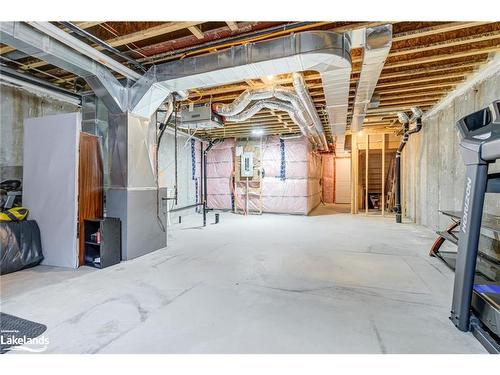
xmin=0 ymin=312 xmax=47 ymax=354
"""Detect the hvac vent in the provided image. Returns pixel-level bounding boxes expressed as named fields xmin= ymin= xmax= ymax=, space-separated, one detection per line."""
xmin=179 ymin=103 xmax=224 ymax=130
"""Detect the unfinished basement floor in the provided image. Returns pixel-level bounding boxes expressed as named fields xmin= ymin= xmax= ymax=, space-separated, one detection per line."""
xmin=0 ymin=205 xmax=487 ymax=353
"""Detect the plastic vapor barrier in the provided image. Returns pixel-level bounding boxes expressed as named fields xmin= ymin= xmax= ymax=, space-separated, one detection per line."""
xmin=206 ymin=139 xmax=235 ymax=210
xmin=322 ymin=153 xmax=335 ymax=203
xmin=159 ymin=131 xmax=202 ymax=214
xmin=207 ymin=135 xmax=322 ymax=215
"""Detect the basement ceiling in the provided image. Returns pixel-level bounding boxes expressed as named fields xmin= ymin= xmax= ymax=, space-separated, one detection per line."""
xmin=1 ymin=21 xmax=499 ymax=142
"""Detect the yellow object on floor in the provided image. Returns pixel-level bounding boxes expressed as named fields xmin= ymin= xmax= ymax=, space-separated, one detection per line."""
xmin=0 ymin=207 xmax=29 ymax=221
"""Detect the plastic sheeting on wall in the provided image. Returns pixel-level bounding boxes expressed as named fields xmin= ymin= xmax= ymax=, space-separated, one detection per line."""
xmin=306 ymin=143 xmax=322 ymax=213
xmin=322 ymin=153 xmax=335 ymax=203
xmin=207 ymin=135 xmax=322 ymax=215
xmin=158 ymin=131 xmax=202 ymax=215
xmin=206 ymin=139 xmax=235 ymax=210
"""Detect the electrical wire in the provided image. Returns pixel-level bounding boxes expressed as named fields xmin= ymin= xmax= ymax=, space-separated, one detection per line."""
xmin=100 ymin=22 xmax=150 ymax=61
xmin=139 ymin=22 xmax=331 ymax=65
xmin=155 ymin=96 xmax=177 ymax=232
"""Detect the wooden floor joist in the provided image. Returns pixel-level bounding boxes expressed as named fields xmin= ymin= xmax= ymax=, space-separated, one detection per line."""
xmin=2 ymin=20 xmax=499 ymax=140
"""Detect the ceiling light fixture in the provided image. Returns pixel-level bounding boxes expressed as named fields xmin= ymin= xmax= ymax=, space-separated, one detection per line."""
xmin=252 ymin=128 xmax=264 ymax=136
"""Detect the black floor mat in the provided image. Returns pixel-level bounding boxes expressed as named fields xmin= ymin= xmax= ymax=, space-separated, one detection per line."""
xmin=0 ymin=312 xmax=47 ymax=354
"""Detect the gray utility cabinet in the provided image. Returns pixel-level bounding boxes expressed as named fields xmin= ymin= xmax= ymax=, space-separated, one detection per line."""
xmin=84 ymin=218 xmax=121 ymax=269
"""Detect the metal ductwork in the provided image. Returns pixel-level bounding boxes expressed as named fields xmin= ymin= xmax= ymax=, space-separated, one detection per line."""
xmin=215 ymin=85 xmax=324 ymax=149
xmin=292 ymin=72 xmax=329 ymax=150
xmin=129 ymin=31 xmax=351 ymax=123
xmin=1 ymin=24 xmax=352 ymax=258
xmin=0 ymin=65 xmax=82 ymax=106
xmin=27 ymin=22 xmax=142 ymax=81
xmin=350 ymin=25 xmax=392 ymax=133
xmin=224 ymin=99 xmax=295 ymax=122
xmin=0 ymin=22 xmax=128 ymax=113
xmin=215 ymin=87 xmax=281 ymax=116
xmin=322 ymin=65 xmax=352 ymax=151
xmin=1 ymin=24 xmax=352 ymax=142
xmin=223 ymin=99 xmax=318 ymax=145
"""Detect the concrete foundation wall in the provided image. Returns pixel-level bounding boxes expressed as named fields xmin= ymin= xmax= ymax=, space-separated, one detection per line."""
xmin=402 ymin=73 xmax=500 ymax=231
xmin=0 ymin=84 xmax=79 ymax=180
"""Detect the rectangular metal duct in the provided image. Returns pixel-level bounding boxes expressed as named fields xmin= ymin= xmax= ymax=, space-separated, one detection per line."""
xmin=0 ymin=22 xmax=127 ymax=113
xmin=1 ymin=24 xmax=353 ymax=144
xmin=27 ymin=22 xmax=142 ymax=81
xmin=0 ymin=65 xmax=81 ymax=106
xmin=106 ymin=112 xmax=167 ymax=260
xmin=350 ymin=25 xmax=392 ymax=133
xmin=129 ymin=31 xmax=352 ymax=127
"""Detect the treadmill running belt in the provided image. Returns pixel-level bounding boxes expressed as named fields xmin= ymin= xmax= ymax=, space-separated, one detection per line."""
xmin=474 ymin=284 xmax=500 ymax=294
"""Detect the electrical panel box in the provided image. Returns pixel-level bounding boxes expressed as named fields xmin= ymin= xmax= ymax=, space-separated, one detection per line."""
xmin=240 ymin=152 xmax=254 ymax=177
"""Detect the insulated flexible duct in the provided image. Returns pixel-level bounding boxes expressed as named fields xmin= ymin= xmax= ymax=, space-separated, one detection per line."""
xmin=292 ymin=72 xmax=329 ymax=150
xmin=222 ymin=99 xmax=318 ymax=146
xmin=215 ymin=85 xmax=323 ymax=149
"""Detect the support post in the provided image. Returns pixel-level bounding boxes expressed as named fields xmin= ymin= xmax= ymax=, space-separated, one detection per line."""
xmin=203 ymin=148 xmax=208 ymax=227
xmin=203 ymin=140 xmax=216 ymax=227
xmin=365 ymin=134 xmax=369 ymax=215
xmin=350 ymin=135 xmax=359 ymax=214
xmin=382 ymin=133 xmax=386 ymax=217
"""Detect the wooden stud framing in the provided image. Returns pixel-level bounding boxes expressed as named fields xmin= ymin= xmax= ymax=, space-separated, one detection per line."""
xmin=382 ymin=133 xmax=386 ymax=217
xmin=365 ymin=134 xmax=369 ymax=215
xmin=350 ymin=135 xmax=358 ymax=214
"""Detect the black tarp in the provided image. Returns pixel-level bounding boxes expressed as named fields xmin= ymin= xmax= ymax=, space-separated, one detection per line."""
xmin=0 ymin=220 xmax=43 ymax=275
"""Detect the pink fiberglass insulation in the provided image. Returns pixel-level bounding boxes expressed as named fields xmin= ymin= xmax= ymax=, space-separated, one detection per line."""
xmin=194 ymin=140 xmax=203 ymax=205
xmin=322 ymin=153 xmax=335 ymax=203
xmin=206 ymin=138 xmax=235 ymax=210
xmin=259 ymin=135 xmax=321 ymax=215
xmin=206 ymin=135 xmax=322 ymax=215
xmin=307 ymin=145 xmax=322 ymax=213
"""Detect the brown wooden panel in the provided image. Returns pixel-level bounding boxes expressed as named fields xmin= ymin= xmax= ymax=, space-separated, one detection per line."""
xmin=78 ymin=133 xmax=103 ymax=266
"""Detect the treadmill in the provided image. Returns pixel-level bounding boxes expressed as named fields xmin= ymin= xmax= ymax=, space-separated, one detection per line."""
xmin=451 ymin=99 xmax=500 ymax=353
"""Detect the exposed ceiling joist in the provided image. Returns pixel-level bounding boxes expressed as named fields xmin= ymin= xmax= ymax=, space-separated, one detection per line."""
xmin=390 ymin=31 xmax=500 ymax=57
xmin=2 ymin=21 xmax=498 ymax=139
xmin=104 ymin=21 xmax=204 ymax=47
xmin=188 ymin=25 xmax=204 ymax=40
xmin=226 ymin=22 xmax=238 ymax=31
xmin=392 ymin=22 xmax=491 ymax=42
xmin=382 ymin=47 xmax=499 ymax=69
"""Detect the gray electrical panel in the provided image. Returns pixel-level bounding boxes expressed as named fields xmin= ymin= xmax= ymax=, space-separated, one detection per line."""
xmin=240 ymin=152 xmax=254 ymax=178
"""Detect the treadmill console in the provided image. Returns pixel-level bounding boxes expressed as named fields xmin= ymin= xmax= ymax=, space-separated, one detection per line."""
xmin=456 ymin=100 xmax=500 ymax=164
xmin=457 ymin=100 xmax=500 ymax=137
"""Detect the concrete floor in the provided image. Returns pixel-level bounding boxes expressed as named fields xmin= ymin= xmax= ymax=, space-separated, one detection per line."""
xmin=0 ymin=205 xmax=486 ymax=353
